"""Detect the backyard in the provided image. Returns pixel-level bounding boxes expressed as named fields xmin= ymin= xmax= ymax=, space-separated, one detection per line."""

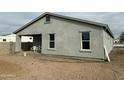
xmin=0 ymin=47 xmax=124 ymax=80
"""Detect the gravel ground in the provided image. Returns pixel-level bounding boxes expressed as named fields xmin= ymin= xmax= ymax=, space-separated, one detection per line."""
xmin=0 ymin=47 xmax=124 ymax=80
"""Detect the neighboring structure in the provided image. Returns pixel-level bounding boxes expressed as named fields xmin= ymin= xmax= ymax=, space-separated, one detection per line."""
xmin=0 ymin=33 xmax=33 ymax=42
xmin=0 ymin=34 xmax=16 ymax=42
xmin=13 ymin=12 xmax=114 ymax=60
xmin=114 ymin=38 xmax=120 ymax=44
xmin=21 ymin=36 xmax=33 ymax=42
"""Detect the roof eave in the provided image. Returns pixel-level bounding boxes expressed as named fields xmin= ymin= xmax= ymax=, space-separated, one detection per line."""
xmin=13 ymin=12 xmax=114 ymax=39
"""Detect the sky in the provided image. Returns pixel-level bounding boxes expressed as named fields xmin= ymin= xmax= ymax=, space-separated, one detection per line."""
xmin=0 ymin=12 xmax=123 ymax=38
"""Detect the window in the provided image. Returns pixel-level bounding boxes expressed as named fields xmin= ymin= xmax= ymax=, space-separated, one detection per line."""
xmin=46 ymin=15 xmax=50 ymax=23
xmin=3 ymin=39 xmax=6 ymax=42
xmin=81 ymin=32 xmax=90 ymax=50
xmin=49 ymin=34 xmax=55 ymax=48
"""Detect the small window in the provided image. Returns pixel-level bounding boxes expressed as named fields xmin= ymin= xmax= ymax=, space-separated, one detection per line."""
xmin=3 ymin=39 xmax=6 ymax=42
xmin=81 ymin=32 xmax=90 ymax=50
xmin=49 ymin=34 xmax=55 ymax=48
xmin=46 ymin=15 xmax=50 ymax=23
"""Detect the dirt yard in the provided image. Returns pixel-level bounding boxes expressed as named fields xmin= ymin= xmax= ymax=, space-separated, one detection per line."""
xmin=0 ymin=47 xmax=124 ymax=80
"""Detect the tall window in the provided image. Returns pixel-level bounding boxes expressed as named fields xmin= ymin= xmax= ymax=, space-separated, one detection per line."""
xmin=49 ymin=34 xmax=55 ymax=48
xmin=81 ymin=32 xmax=90 ymax=50
xmin=46 ymin=15 xmax=50 ymax=23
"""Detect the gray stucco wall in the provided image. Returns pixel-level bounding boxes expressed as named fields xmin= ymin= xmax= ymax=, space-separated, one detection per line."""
xmin=16 ymin=16 xmax=107 ymax=59
xmin=15 ymin=35 xmax=21 ymax=52
xmin=103 ymin=30 xmax=113 ymax=54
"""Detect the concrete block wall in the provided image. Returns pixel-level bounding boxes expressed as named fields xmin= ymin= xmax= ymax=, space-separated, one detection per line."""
xmin=0 ymin=42 xmax=15 ymax=55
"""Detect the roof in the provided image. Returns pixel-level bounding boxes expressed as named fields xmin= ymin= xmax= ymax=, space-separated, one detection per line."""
xmin=1 ymin=33 xmax=11 ymax=36
xmin=1 ymin=33 xmax=14 ymax=36
xmin=13 ymin=12 xmax=114 ymax=38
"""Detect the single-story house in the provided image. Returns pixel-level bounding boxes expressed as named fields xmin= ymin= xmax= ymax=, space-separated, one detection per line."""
xmin=13 ymin=12 xmax=114 ymax=60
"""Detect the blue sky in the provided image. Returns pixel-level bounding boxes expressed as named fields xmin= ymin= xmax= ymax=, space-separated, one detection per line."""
xmin=0 ymin=12 xmax=123 ymax=38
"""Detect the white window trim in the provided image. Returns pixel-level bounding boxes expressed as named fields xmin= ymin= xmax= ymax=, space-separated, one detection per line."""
xmin=48 ymin=33 xmax=56 ymax=50
xmin=80 ymin=31 xmax=92 ymax=52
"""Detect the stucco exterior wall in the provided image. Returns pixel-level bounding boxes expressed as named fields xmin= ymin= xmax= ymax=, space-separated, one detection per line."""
xmin=103 ymin=30 xmax=113 ymax=54
xmin=16 ymin=16 xmax=105 ymax=59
